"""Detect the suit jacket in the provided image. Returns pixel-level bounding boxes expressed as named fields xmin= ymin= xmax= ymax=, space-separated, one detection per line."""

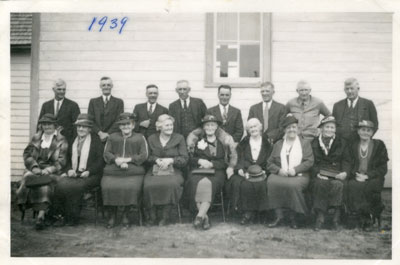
xmin=64 ymin=133 xmax=105 ymax=177
xmin=88 ymin=95 xmax=124 ymax=134
xmin=133 ymin=102 xmax=169 ymax=138
xmin=332 ymin=97 xmax=378 ymax=139
xmin=267 ymin=138 xmax=314 ymax=178
xmin=168 ymin=97 xmax=207 ymax=137
xmin=38 ymin=98 xmax=80 ymax=144
xmin=207 ymin=105 xmax=244 ymax=143
xmin=248 ymin=100 xmax=287 ymax=143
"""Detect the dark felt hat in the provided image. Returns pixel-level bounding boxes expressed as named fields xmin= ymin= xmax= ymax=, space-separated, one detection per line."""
xmin=201 ymin=115 xmax=222 ymax=125
xmin=318 ymin=116 xmax=337 ymax=128
xmin=116 ymin=112 xmax=136 ymax=125
xmin=38 ymin=113 xmax=57 ymax=124
xmin=246 ymin=165 xmax=267 ymax=183
xmin=74 ymin=114 xmax=94 ymax=127
xmin=281 ymin=114 xmax=298 ymax=129
xmin=357 ymin=120 xmax=375 ymax=129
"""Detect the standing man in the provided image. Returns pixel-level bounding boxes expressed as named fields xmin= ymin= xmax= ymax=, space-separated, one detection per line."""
xmin=133 ymin=84 xmax=169 ymax=138
xmin=207 ymin=85 xmax=244 ymax=143
xmin=168 ymin=80 xmax=207 ymax=139
xmin=332 ymin=77 xmax=378 ymax=141
xmin=248 ymin=82 xmax=286 ymax=143
xmin=38 ymin=78 xmax=80 ymax=145
xmin=88 ymin=76 xmax=124 ymax=143
xmin=286 ymin=80 xmax=331 ymax=140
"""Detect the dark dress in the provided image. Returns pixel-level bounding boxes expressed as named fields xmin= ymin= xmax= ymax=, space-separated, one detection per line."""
xmin=101 ymin=131 xmax=148 ymax=206
xmin=53 ymin=133 xmax=104 ymax=222
xmin=143 ymin=133 xmax=189 ymax=208
xmin=347 ymin=139 xmax=388 ymax=216
xmin=184 ymin=138 xmax=227 ymax=212
xmin=310 ymin=136 xmax=351 ymax=212
xmin=266 ymin=138 xmax=314 ymax=214
xmin=226 ymin=135 xmax=272 ymax=212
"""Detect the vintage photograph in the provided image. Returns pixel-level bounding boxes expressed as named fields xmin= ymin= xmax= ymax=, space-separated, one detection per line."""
xmin=9 ymin=11 xmax=392 ymax=259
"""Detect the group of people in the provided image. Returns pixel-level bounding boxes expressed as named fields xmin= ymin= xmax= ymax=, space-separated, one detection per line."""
xmin=16 ymin=77 xmax=388 ymax=233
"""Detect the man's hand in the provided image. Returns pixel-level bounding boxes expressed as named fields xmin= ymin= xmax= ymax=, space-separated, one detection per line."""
xmin=67 ymin=169 xmax=77 ymax=177
xmin=140 ymin=120 xmax=151 ymax=128
xmin=98 ymin=131 xmax=109 ymax=142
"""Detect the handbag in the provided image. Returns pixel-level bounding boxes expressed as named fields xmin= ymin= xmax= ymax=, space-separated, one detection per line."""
xmin=25 ymin=174 xmax=52 ymax=188
xmin=153 ymin=164 xmax=174 ymax=176
xmin=191 ymin=168 xmax=215 ymax=175
xmin=319 ymin=168 xmax=340 ymax=179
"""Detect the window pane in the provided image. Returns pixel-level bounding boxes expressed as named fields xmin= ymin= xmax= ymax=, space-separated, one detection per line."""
xmin=239 ymin=44 xmax=260 ymax=77
xmin=240 ymin=13 xmax=260 ymax=41
xmin=216 ymin=44 xmax=238 ymax=77
xmin=217 ymin=13 xmax=238 ymax=41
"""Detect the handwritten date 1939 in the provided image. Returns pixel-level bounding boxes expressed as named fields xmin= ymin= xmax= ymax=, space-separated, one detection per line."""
xmin=88 ymin=16 xmax=128 ymax=34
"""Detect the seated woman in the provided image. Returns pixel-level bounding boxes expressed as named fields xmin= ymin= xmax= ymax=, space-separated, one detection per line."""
xmin=143 ymin=114 xmax=189 ymax=226
xmin=101 ymin=113 xmax=148 ymax=229
xmin=185 ymin=115 xmax=227 ymax=230
xmin=226 ymin=118 xmax=272 ymax=224
xmin=16 ymin=113 xmax=68 ymax=230
xmin=310 ymin=116 xmax=351 ymax=231
xmin=53 ymin=114 xmax=104 ymax=226
xmin=266 ymin=114 xmax=314 ymax=229
xmin=347 ymin=120 xmax=388 ymax=231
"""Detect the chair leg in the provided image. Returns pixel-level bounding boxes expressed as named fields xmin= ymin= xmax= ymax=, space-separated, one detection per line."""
xmin=177 ymin=203 xmax=182 ymax=224
xmin=220 ymin=191 xmax=226 ymax=223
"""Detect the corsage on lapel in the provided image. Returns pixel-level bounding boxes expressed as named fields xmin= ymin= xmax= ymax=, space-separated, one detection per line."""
xmin=197 ymin=139 xmax=208 ymax=150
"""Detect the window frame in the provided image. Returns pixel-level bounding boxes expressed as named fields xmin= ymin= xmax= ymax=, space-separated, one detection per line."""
xmin=205 ymin=13 xmax=272 ymax=88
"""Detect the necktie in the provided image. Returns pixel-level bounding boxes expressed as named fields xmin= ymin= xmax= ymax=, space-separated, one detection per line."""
xmin=263 ymin=102 xmax=269 ymax=132
xmin=55 ymin=100 xmax=60 ymax=117
xmin=104 ymin=96 xmax=109 ymax=109
xmin=148 ymin=104 xmax=153 ymax=115
xmin=223 ymin=106 xmax=228 ymax=123
xmin=350 ymin=99 xmax=354 ymax=108
xmin=183 ymin=99 xmax=188 ymax=110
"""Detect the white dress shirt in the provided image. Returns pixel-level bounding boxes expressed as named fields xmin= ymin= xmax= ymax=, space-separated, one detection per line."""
xmin=54 ymin=98 xmax=64 ymax=115
xmin=347 ymin=96 xmax=359 ymax=108
xmin=180 ymin=97 xmax=190 ymax=108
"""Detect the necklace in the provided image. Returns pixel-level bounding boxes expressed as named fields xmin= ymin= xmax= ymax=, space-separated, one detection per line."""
xmin=360 ymin=145 xmax=368 ymax=159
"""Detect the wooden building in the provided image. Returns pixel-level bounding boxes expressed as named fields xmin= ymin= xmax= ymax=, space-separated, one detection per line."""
xmin=10 ymin=13 xmax=392 ymax=186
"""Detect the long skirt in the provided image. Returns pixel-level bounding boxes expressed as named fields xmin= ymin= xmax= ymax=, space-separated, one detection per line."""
xmin=16 ymin=171 xmax=60 ymax=211
xmin=225 ymin=174 xmax=243 ymax=211
xmin=184 ymin=169 xmax=226 ymax=213
xmin=347 ymin=178 xmax=384 ymax=216
xmin=267 ymin=174 xmax=309 ymax=214
xmin=312 ymin=178 xmax=344 ymax=212
xmin=240 ymin=179 xmax=268 ymax=212
xmin=143 ymin=167 xmax=184 ymax=209
xmin=53 ymin=174 xmax=101 ymax=221
xmin=101 ymin=164 xmax=145 ymax=206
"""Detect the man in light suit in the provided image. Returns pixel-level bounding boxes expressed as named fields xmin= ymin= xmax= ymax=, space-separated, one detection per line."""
xmin=207 ymin=85 xmax=244 ymax=144
xmin=38 ymin=78 xmax=80 ymax=145
xmin=248 ymin=82 xmax=286 ymax=143
xmin=88 ymin=77 xmax=124 ymax=143
xmin=133 ymin=84 xmax=169 ymax=138
xmin=332 ymin=77 xmax=378 ymax=141
xmin=168 ymin=80 xmax=207 ymax=139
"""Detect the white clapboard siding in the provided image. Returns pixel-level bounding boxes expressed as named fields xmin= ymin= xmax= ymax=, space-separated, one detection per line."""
xmin=35 ymin=13 xmax=392 ymax=187
xmin=11 ymin=50 xmax=31 ymax=181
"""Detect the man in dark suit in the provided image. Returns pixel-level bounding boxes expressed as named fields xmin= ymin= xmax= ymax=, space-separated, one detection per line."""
xmin=88 ymin=77 xmax=124 ymax=143
xmin=38 ymin=78 xmax=80 ymax=145
xmin=248 ymin=82 xmax=286 ymax=143
xmin=332 ymin=77 xmax=378 ymax=141
xmin=133 ymin=84 xmax=169 ymax=138
xmin=168 ymin=80 xmax=207 ymax=139
xmin=207 ymin=85 xmax=243 ymax=143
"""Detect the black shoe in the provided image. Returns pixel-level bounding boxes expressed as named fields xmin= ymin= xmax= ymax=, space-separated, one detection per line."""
xmin=203 ymin=215 xmax=211 ymax=230
xmin=35 ymin=217 xmax=45 ymax=231
xmin=268 ymin=217 xmax=283 ymax=228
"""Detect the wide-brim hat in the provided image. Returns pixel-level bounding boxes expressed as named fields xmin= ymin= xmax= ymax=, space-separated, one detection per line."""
xmin=318 ymin=116 xmax=337 ymax=128
xmin=201 ymin=115 xmax=222 ymax=125
xmin=38 ymin=113 xmax=57 ymax=124
xmin=116 ymin=112 xmax=136 ymax=125
xmin=74 ymin=114 xmax=94 ymax=127
xmin=246 ymin=165 xmax=267 ymax=183
xmin=357 ymin=120 xmax=375 ymax=129
xmin=281 ymin=114 xmax=298 ymax=129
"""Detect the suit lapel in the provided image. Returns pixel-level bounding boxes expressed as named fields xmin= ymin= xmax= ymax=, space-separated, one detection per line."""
xmin=226 ymin=106 xmax=234 ymax=124
xmin=213 ymin=106 xmax=224 ymax=123
xmin=256 ymin=102 xmax=264 ymax=122
xmin=57 ymin=98 xmax=67 ymax=116
xmin=356 ymin=98 xmax=365 ymax=120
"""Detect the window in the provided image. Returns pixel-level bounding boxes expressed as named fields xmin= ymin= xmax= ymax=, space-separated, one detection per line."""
xmin=205 ymin=13 xmax=271 ymax=87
